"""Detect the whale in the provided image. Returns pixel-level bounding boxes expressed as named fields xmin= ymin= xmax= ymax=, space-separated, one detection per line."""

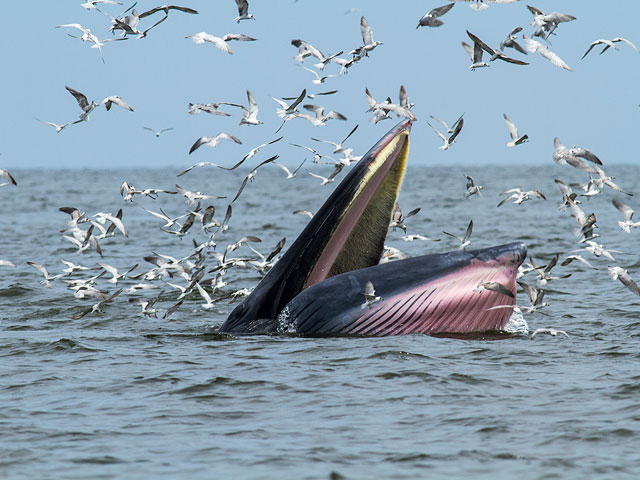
xmin=219 ymin=119 xmax=526 ymax=335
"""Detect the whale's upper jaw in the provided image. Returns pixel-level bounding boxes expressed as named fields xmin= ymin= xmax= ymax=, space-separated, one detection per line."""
xmin=220 ymin=120 xmax=412 ymax=333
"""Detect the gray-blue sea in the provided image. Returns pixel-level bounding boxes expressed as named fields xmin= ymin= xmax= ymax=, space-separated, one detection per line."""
xmin=2 ymin=164 xmax=639 ymax=480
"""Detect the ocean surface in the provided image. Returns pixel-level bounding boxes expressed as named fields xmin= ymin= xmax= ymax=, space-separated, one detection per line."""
xmin=2 ymin=164 xmax=639 ymax=480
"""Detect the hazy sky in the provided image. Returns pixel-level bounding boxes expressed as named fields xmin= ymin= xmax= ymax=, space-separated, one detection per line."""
xmin=1 ymin=1 xmax=638 ymax=169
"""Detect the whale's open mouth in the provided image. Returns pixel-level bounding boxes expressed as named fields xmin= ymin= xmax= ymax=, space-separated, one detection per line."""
xmin=220 ymin=120 xmax=412 ymax=333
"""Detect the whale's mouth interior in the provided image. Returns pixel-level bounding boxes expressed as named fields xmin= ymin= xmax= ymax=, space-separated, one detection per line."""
xmin=304 ymin=131 xmax=410 ymax=288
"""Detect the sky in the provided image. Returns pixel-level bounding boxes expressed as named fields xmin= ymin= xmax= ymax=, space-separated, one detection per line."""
xmin=1 ymin=1 xmax=639 ymax=169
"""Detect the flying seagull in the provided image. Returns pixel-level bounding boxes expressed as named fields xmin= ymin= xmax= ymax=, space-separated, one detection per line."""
xmin=186 ymin=31 xmax=257 ymax=54
xmin=416 ymin=3 xmax=455 ymax=28
xmin=426 ymin=117 xmax=464 ymax=150
xmin=144 ymin=127 xmax=173 ymax=137
xmin=523 ymin=35 xmax=572 ymax=70
xmin=503 ymin=113 xmax=528 ymax=147
xmin=189 ymin=132 xmax=242 ymax=154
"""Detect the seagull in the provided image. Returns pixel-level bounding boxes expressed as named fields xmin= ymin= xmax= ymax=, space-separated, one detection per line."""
xmin=65 ymin=86 xmax=98 ymax=122
xmin=416 ymin=3 xmax=455 ymax=28
xmin=612 ymin=200 xmax=640 ymax=232
xmin=349 ymin=16 xmax=383 ymax=57
xmin=101 ymin=95 xmax=134 ymax=111
xmin=144 ymin=127 xmax=173 ymax=137
xmin=35 ymin=118 xmax=70 ymax=133
xmin=186 ymin=32 xmax=256 ymax=55
xmin=429 ymin=113 xmax=464 ymax=134
xmin=402 ymin=234 xmax=440 ymax=242
xmin=92 ymin=211 xmax=128 ymax=238
xmin=497 ymin=188 xmax=546 ymax=207
xmin=225 ymin=90 xmax=263 ymax=126
xmin=71 ymin=288 xmax=123 ymax=320
xmin=80 ymin=0 xmax=122 ymax=10
xmin=60 ymin=259 xmax=94 ymax=275
xmin=98 ymin=262 xmax=138 ymax=284
xmin=291 ymin=39 xmax=325 ymax=63
xmin=139 ymin=5 xmax=198 ymax=17
xmin=601 ymin=37 xmax=638 ymax=54
xmin=293 ymin=210 xmax=314 ymax=220
xmin=426 ymin=117 xmax=464 ymax=150
xmin=56 ymin=23 xmax=121 ymax=63
xmin=0 ymin=169 xmax=17 ymax=187
xmin=523 ymin=35 xmax=572 ymax=70
xmin=528 ymin=254 xmax=571 ymax=286
xmin=464 ymin=175 xmax=483 ymax=198
xmin=232 ymin=155 xmax=279 ymax=202
xmin=608 ymin=266 xmax=640 ymax=296
xmin=503 ymin=113 xmax=528 ymax=147
xmin=531 ymin=328 xmax=571 ymax=340
xmin=189 ymin=132 xmax=242 ymax=154
xmin=582 ymin=39 xmax=619 ymax=59
xmin=473 ymin=281 xmax=514 ymax=298
xmin=576 ymin=241 xmax=621 ymax=261
xmin=333 ymin=54 xmax=363 ymax=75
xmin=361 ymin=280 xmax=382 ymax=309
xmin=307 ymin=168 xmax=340 ymax=186
xmin=489 ymin=280 xmax=547 ymax=314
xmin=528 ymin=6 xmax=576 ymax=41
xmin=452 ymin=0 xmax=520 ymax=11
xmin=560 ymin=255 xmax=594 ymax=269
xmin=465 ymin=31 xmax=529 ymax=69
xmin=443 ymin=219 xmax=473 ymax=250
xmin=233 ymin=0 xmax=254 ymax=22
xmin=389 ymin=203 xmax=420 ymax=233
xmin=301 ymin=66 xmax=338 ymax=85
xmin=26 ymin=261 xmax=62 ymax=287
xmin=175 ymin=184 xmax=226 ymax=206
xmin=0 ymin=260 xmax=15 ymax=267
xmin=187 ymin=103 xmax=231 ymax=116
xmin=128 ymin=295 xmax=159 ymax=318
xmin=592 ymin=164 xmax=633 ymax=196
xmin=565 ymin=197 xmax=597 ymax=241
xmin=273 ymin=89 xmax=306 ymax=118
xmin=273 ymin=159 xmax=306 ymax=179
xmin=312 ymin=124 xmax=358 ymax=155
xmin=554 ymin=179 xmax=580 ymax=211
xmin=380 ymin=85 xmax=417 ymax=121
xmin=299 ymin=104 xmax=347 ymax=126
xmin=500 ymin=27 xmax=527 ymax=54
xmin=552 ymin=138 xmax=602 ymax=167
xmin=365 ymin=88 xmax=392 ymax=124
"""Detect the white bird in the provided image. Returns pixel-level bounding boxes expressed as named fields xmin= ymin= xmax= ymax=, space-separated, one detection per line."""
xmin=272 ymin=89 xmax=307 ymax=118
xmin=65 ymin=86 xmax=98 ymax=122
xmin=531 ymin=328 xmax=571 ymax=340
xmin=452 ymin=0 xmax=519 ymax=11
xmin=578 ymin=241 xmax=620 ymax=261
xmin=601 ymin=37 xmax=638 ymax=54
xmin=188 ymin=103 xmax=231 ymax=116
xmin=497 ymin=188 xmax=546 ymax=207
xmin=426 ymin=117 xmax=464 ymax=150
xmin=233 ymin=0 xmax=254 ymax=22
xmin=473 ymin=281 xmax=514 ymax=298
xmin=291 ymin=39 xmax=325 ymax=63
xmin=389 ymin=203 xmax=420 ymax=233
xmin=500 ymin=27 xmax=527 ymax=55
xmin=0 ymin=169 xmax=17 ymax=187
xmin=416 ymin=3 xmax=455 ymax=28
xmin=560 ymin=255 xmax=595 ymax=269
xmin=99 ymin=262 xmax=138 ymax=284
xmin=196 ymin=283 xmax=217 ymax=309
xmin=349 ymin=16 xmax=383 ymax=56
xmin=293 ymin=210 xmax=314 ymax=219
xmin=364 ymin=88 xmax=392 ymax=124
xmin=101 ymin=95 xmax=134 ymax=111
xmin=429 ymin=113 xmax=464 ymax=134
xmin=186 ymin=32 xmax=256 ymax=55
xmin=361 ymin=280 xmax=382 ymax=309
xmin=443 ymin=220 xmax=473 ymax=250
xmin=81 ymin=0 xmax=122 ymax=10
xmin=308 ymin=169 xmax=340 ymax=186
xmin=227 ymin=90 xmax=263 ymax=125
xmin=144 ymin=127 xmax=173 ymax=137
xmin=57 ymin=23 xmax=112 ymax=63
xmin=503 ymin=113 xmax=528 ymax=147
xmin=523 ymin=35 xmax=572 ymax=71
xmin=35 ymin=118 xmax=70 ymax=133
xmin=27 ymin=261 xmax=62 ymax=287
xmin=608 ymin=266 xmax=640 ymax=296
xmin=92 ymin=211 xmax=128 ymax=237
xmin=311 ymin=124 xmax=358 ymax=155
xmin=301 ymin=66 xmax=338 ymax=85
xmin=273 ymin=159 xmax=306 ymax=179
xmin=464 ymin=175 xmax=483 ymax=198
xmin=612 ymin=200 xmax=640 ymax=232
xmin=402 ymin=234 xmax=440 ymax=242
xmin=175 ymin=184 xmax=226 ymax=206
xmin=189 ymin=132 xmax=242 ymax=154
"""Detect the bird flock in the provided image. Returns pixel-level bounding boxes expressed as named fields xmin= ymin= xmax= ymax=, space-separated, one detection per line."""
xmin=1 ymin=1 xmax=639 ymax=338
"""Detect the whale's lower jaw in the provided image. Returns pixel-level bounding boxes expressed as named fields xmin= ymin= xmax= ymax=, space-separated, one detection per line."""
xmin=278 ymin=242 xmax=527 ymax=336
